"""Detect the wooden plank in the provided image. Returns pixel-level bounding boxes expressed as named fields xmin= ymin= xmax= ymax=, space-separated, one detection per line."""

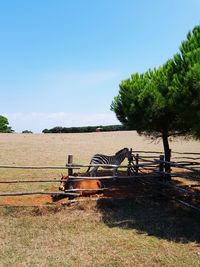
xmin=133 ymin=150 xmax=200 ymax=156
xmin=166 ymin=172 xmax=200 ymax=182
xmin=159 ymin=155 xmax=164 ymax=174
xmin=132 ymin=150 xmax=163 ymax=154
xmin=64 ymin=188 xmax=107 ymax=192
xmin=68 ymin=162 xmax=159 ymax=169
xmin=176 ymin=200 xmax=200 ymax=212
xmin=173 ymin=151 xmax=200 ymax=155
xmin=158 ymin=160 xmax=200 ymax=173
xmin=66 ymin=163 xmax=131 ymax=168
xmin=188 ymin=184 xmax=200 ymax=188
xmin=0 ymin=174 xmax=161 ymax=184
xmin=0 ymin=179 xmax=68 ymax=183
xmin=171 ymin=161 xmax=200 ymax=166
xmin=0 ymin=161 xmax=159 ymax=170
xmin=0 ymin=191 xmax=80 ymax=196
xmin=0 ymin=165 xmax=79 ymax=170
xmin=135 ymin=154 xmax=139 ymax=175
xmin=67 ymin=154 xmax=73 ymax=176
xmin=68 ymin=174 xmax=161 ymax=181
xmin=158 ymin=181 xmax=200 ymax=197
xmin=173 ymin=156 xmax=200 ymax=160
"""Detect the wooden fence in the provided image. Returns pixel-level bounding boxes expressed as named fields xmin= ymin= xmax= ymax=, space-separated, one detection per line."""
xmin=0 ymin=150 xmax=200 ymax=211
xmin=130 ymin=150 xmax=200 ymax=212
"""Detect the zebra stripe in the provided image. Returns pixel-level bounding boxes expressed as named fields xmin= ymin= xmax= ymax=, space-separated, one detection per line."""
xmin=87 ymin=148 xmax=132 ymax=176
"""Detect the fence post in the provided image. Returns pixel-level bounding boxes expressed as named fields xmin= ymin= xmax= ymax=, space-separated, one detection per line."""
xmin=165 ymin=149 xmax=171 ymax=181
xmin=159 ymin=155 xmax=164 ymax=181
xmin=67 ymin=154 xmax=73 ymax=176
xmin=127 ymin=148 xmax=133 ymax=175
xmin=135 ymin=153 xmax=139 ymax=175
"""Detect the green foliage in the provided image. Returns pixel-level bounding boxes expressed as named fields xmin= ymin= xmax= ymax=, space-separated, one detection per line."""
xmin=111 ymin=67 xmax=178 ymax=138
xmin=171 ymin=25 xmax=200 ymax=138
xmin=0 ymin=115 xmax=13 ymax=133
xmin=111 ymin=25 xmax=200 ymax=163
xmin=111 ymin=24 xmax=200 ymax=140
xmin=22 ymin=130 xmax=33 ymax=134
xmin=42 ymin=125 xmax=125 ymax=133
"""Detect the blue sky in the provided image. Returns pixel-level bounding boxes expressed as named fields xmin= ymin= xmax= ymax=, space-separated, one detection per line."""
xmin=0 ymin=0 xmax=200 ymax=132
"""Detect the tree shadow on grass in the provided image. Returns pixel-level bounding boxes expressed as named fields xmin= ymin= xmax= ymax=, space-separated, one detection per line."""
xmin=96 ymin=197 xmax=200 ymax=244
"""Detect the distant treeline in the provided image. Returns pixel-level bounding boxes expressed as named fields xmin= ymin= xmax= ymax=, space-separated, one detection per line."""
xmin=42 ymin=125 xmax=126 ymax=133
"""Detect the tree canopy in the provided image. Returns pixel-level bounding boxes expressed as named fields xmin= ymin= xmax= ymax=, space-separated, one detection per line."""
xmin=42 ymin=125 xmax=125 ymax=133
xmin=111 ymin=25 xmax=200 ymax=167
xmin=0 ymin=115 xmax=13 ymax=133
xmin=171 ymin=25 xmax=200 ymax=138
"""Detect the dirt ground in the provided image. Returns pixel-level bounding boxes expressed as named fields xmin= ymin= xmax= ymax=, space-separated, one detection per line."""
xmin=1 ymin=170 xmax=200 ymax=207
xmin=0 ymin=131 xmax=199 ymax=206
xmin=1 ymin=132 xmax=200 ymax=267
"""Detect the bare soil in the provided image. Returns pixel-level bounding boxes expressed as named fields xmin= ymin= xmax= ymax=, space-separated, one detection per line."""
xmin=0 ymin=131 xmax=199 ymax=206
xmin=1 ymin=132 xmax=200 ymax=266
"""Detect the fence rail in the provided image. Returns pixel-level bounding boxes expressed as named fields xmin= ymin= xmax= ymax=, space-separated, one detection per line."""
xmin=0 ymin=191 xmax=80 ymax=197
xmin=0 ymin=150 xmax=200 ymax=212
xmin=0 ymin=165 xmax=79 ymax=170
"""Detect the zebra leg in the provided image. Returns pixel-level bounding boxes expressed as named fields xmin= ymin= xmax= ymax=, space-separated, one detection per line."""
xmin=90 ymin=166 xmax=98 ymax=177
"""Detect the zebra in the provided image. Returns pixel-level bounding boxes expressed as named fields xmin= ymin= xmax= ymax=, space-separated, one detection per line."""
xmin=86 ymin=148 xmax=132 ymax=176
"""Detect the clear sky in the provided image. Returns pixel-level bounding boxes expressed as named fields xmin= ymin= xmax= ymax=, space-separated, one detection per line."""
xmin=0 ymin=0 xmax=200 ymax=132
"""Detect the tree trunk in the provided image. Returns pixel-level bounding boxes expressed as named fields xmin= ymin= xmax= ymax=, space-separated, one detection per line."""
xmin=162 ymin=133 xmax=171 ymax=177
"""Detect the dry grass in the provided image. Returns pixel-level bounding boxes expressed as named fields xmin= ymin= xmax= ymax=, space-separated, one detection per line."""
xmin=0 ymin=131 xmax=199 ymax=166
xmin=0 ymin=200 xmax=200 ymax=267
xmin=0 ymin=131 xmax=200 ymax=266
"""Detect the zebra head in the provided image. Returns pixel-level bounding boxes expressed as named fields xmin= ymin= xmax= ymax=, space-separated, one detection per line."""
xmin=115 ymin=148 xmax=133 ymax=162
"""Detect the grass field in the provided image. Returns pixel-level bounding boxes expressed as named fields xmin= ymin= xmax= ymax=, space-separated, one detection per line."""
xmin=0 ymin=131 xmax=200 ymax=266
